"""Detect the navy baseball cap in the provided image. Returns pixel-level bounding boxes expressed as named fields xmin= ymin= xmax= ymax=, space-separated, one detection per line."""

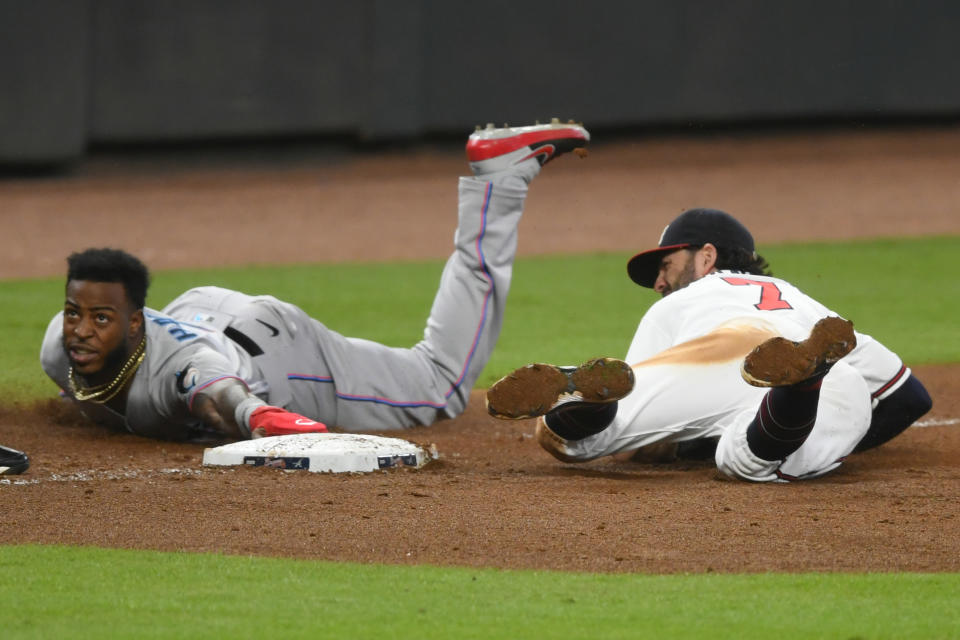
xmin=627 ymin=208 xmax=755 ymax=288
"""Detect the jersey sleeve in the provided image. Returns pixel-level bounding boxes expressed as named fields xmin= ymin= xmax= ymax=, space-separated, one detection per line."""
xmin=117 ymin=338 xmax=251 ymax=441
xmin=39 ymin=312 xmax=70 ymax=392
xmin=624 ymin=301 xmax=675 ymax=364
xmin=149 ymin=340 xmax=252 ymax=418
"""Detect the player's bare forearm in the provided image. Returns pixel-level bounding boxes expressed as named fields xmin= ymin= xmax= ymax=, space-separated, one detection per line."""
xmin=190 ymin=379 xmax=260 ymax=439
xmin=189 ymin=378 xmax=328 ymax=439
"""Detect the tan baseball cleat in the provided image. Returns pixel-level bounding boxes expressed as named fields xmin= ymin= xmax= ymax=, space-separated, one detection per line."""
xmin=486 ymin=357 xmax=634 ymax=420
xmin=741 ymin=316 xmax=857 ymax=387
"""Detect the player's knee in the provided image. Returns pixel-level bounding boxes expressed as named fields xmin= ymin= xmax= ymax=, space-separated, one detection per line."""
xmin=715 ymin=423 xmax=783 ymax=482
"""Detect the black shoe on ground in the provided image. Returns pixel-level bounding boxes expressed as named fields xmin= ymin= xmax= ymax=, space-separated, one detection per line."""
xmin=0 ymin=445 xmax=29 ymax=475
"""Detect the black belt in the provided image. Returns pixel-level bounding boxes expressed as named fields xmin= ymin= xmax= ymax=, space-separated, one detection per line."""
xmin=224 ymin=326 xmax=264 ymax=356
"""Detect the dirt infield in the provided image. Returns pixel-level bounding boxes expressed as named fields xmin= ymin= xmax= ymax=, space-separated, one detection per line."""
xmin=2 ymin=126 xmax=959 ymax=573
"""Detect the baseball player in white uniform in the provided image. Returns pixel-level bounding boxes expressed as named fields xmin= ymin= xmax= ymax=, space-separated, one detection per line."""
xmin=40 ymin=120 xmax=590 ymax=442
xmin=487 ymin=208 xmax=932 ymax=482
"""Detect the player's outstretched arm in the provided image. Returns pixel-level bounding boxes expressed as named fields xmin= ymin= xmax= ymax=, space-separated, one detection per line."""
xmin=189 ymin=378 xmax=328 ymax=440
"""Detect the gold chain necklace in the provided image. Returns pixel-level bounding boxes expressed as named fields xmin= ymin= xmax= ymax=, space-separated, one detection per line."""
xmin=68 ymin=334 xmax=147 ymax=404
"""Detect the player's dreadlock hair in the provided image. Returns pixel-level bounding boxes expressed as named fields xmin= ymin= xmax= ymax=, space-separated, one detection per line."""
xmin=713 ymin=245 xmax=772 ymax=277
xmin=66 ymin=248 xmax=151 ymax=310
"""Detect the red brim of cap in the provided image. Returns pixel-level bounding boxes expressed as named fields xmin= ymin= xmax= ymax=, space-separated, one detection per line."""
xmin=626 ymin=243 xmax=692 ymax=288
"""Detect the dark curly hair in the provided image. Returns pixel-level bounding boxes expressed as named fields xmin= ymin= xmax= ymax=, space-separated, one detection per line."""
xmin=713 ymin=245 xmax=772 ymax=277
xmin=66 ymin=248 xmax=150 ymax=309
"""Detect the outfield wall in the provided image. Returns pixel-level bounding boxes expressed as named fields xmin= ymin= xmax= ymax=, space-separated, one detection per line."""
xmin=2 ymin=0 xmax=959 ymax=163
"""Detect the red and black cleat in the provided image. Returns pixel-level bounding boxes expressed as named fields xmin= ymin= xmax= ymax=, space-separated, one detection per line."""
xmin=466 ymin=118 xmax=589 ymax=175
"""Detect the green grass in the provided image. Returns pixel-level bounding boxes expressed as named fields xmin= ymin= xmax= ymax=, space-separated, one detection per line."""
xmin=762 ymin=236 xmax=960 ymax=363
xmin=3 ymin=236 xmax=957 ymax=402
xmin=0 ymin=545 xmax=957 ymax=639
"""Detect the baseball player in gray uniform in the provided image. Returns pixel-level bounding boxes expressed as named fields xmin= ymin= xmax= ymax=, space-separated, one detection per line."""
xmin=487 ymin=208 xmax=932 ymax=482
xmin=40 ymin=120 xmax=590 ymax=442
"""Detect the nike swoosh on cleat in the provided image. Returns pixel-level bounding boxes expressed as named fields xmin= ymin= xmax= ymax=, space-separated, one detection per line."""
xmin=521 ymin=144 xmax=556 ymax=165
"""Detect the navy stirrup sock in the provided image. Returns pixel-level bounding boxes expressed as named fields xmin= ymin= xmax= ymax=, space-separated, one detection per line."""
xmin=545 ymin=402 xmax=618 ymax=441
xmin=746 ymin=376 xmax=824 ymax=461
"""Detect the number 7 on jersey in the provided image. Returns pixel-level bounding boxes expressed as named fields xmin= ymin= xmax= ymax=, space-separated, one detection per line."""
xmin=721 ymin=277 xmax=793 ymax=310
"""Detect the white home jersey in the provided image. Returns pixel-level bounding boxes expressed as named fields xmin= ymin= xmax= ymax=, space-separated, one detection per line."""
xmin=546 ymin=270 xmax=908 ymax=481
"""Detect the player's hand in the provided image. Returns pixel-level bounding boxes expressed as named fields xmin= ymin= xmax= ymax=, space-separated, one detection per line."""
xmin=249 ymin=406 xmax=329 ymax=438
